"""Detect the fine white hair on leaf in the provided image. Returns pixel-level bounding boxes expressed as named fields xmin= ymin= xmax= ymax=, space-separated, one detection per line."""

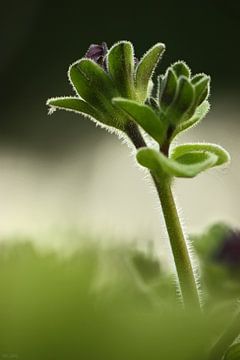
xmin=67 ymin=57 xmax=111 ymax=97
xmin=134 ymin=42 xmax=166 ymax=86
xmin=171 ymin=103 xmax=211 ymax=142
xmin=170 ymin=60 xmax=192 ymax=78
xmin=67 ymin=60 xmax=82 ymax=98
xmin=106 ymin=40 xmax=135 ymax=74
xmin=46 ymin=97 xmax=100 ymax=125
xmin=48 ymin=106 xmax=56 ymax=115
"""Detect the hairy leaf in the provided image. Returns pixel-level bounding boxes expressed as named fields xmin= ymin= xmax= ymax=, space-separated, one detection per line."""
xmin=69 ymin=59 xmax=117 ymax=115
xmin=166 ymin=76 xmax=195 ymax=123
xmin=194 ymin=75 xmax=210 ymax=105
xmin=191 ymin=73 xmax=206 ymax=84
xmin=135 ymin=43 xmax=165 ymax=102
xmin=159 ymin=69 xmax=178 ymax=112
xmin=113 ymin=98 xmax=166 ymax=144
xmin=107 ymin=41 xmax=135 ymax=99
xmin=136 ymin=147 xmax=217 ymax=178
xmin=171 ymin=101 xmax=210 ymax=140
xmin=172 ymin=61 xmax=191 ymax=78
xmin=171 ymin=143 xmax=230 ymax=167
xmin=68 ymin=59 xmax=127 ymax=128
xmin=47 ymin=97 xmax=102 ymax=121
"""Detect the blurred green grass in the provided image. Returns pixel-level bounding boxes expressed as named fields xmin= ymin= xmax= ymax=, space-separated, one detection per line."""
xmin=0 ymin=225 xmax=239 ymax=359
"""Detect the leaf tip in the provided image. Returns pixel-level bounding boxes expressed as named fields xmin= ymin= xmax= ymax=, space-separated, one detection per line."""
xmin=154 ymin=42 xmax=166 ymax=53
xmin=46 ymin=98 xmax=57 ymax=115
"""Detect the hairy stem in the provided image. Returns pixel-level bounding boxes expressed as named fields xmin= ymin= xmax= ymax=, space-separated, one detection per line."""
xmin=152 ymin=174 xmax=201 ymax=309
xmin=126 ymin=124 xmax=200 ymax=310
xmin=125 ymin=121 xmax=147 ymax=148
xmin=208 ymin=308 xmax=240 ymax=360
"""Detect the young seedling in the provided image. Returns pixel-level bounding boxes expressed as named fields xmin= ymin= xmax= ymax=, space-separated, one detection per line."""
xmin=47 ymin=41 xmax=230 ymax=313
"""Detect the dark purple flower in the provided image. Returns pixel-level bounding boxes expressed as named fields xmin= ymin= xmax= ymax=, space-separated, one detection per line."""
xmin=85 ymin=42 xmax=108 ymax=70
xmin=213 ymin=230 xmax=240 ymax=268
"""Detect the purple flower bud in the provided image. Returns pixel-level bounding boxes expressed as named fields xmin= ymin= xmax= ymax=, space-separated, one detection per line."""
xmin=213 ymin=230 xmax=240 ymax=268
xmin=85 ymin=42 xmax=108 ymax=70
xmin=85 ymin=42 xmax=138 ymax=71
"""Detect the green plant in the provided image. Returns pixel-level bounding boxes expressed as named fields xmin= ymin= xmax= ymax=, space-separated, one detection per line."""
xmin=47 ymin=41 xmax=236 ymax=359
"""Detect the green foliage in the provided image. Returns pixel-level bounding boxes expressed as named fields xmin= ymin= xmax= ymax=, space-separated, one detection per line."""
xmin=171 ymin=100 xmax=210 ymax=140
xmin=113 ymin=98 xmax=166 ymax=144
xmin=171 ymin=143 xmax=230 ymax=166
xmin=158 ymin=68 xmax=178 ymax=112
xmin=44 ymin=41 xmax=235 ymax=358
xmin=172 ymin=61 xmax=191 ymax=78
xmin=0 ymin=240 xmax=232 ymax=360
xmin=165 ymin=75 xmax=195 ymax=123
xmin=47 ymin=40 xmax=229 ymax=180
xmin=107 ymin=41 xmax=135 ymax=99
xmin=47 ymin=41 xmax=164 ymax=132
xmin=47 ymin=97 xmax=102 ymax=120
xmin=194 ymin=75 xmax=210 ymax=106
xmin=135 ymin=43 xmax=165 ymax=102
xmin=69 ymin=59 xmax=117 ymax=102
xmin=158 ymin=62 xmax=210 ymax=123
xmin=68 ymin=59 xmax=124 ymax=128
xmin=136 ymin=142 xmax=228 ymax=178
xmin=0 ymin=234 xmax=239 ymax=359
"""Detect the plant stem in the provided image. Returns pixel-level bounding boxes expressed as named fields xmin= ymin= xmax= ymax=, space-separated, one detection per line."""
xmin=208 ymin=308 xmax=240 ymax=360
xmin=152 ymin=175 xmax=201 ymax=310
xmin=125 ymin=121 xmax=147 ymax=148
xmin=126 ymin=124 xmax=201 ymax=310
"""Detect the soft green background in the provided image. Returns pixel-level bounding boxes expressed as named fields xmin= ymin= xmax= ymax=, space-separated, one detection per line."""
xmin=0 ymin=233 xmax=237 ymax=360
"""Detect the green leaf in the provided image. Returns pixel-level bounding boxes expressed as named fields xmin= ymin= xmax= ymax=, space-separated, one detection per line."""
xmin=171 ymin=143 xmax=230 ymax=167
xmin=159 ymin=69 xmax=178 ymax=112
xmin=191 ymin=73 xmax=206 ymax=84
xmin=113 ymin=98 xmax=166 ymax=144
xmin=107 ymin=41 xmax=135 ymax=99
xmin=136 ymin=147 xmax=217 ymax=178
xmin=224 ymin=343 xmax=240 ymax=360
xmin=47 ymin=97 xmax=102 ymax=121
xmin=194 ymin=75 xmax=210 ymax=105
xmin=172 ymin=61 xmax=191 ymax=78
xmin=69 ymin=59 xmax=117 ymax=116
xmin=171 ymin=100 xmax=210 ymax=140
xmin=68 ymin=59 xmax=127 ymax=128
xmin=166 ymin=76 xmax=195 ymax=123
xmin=135 ymin=43 xmax=165 ymax=102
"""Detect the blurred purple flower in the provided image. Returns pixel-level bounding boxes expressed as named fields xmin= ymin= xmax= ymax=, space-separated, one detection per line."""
xmin=214 ymin=230 xmax=240 ymax=268
xmin=85 ymin=42 xmax=108 ymax=70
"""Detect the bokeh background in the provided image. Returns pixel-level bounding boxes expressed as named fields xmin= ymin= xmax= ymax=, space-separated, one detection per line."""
xmin=1 ymin=0 xmax=240 ymax=247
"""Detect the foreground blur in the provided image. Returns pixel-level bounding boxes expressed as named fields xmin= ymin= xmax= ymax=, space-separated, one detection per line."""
xmin=0 ymin=232 xmax=238 ymax=360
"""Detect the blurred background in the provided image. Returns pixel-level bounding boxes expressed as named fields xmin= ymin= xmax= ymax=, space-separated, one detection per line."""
xmin=1 ymin=0 xmax=240 ymax=247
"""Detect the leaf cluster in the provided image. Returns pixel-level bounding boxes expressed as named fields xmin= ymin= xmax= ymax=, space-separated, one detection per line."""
xmin=47 ymin=41 xmax=230 ymax=179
